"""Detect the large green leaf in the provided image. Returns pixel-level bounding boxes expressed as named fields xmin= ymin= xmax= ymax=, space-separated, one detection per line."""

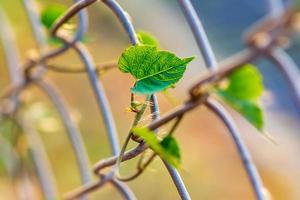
xmin=225 ymin=64 xmax=263 ymax=100
xmin=118 ymin=45 xmax=194 ymax=94
xmin=133 ymin=127 xmax=181 ymax=168
xmin=137 ymin=31 xmax=159 ymax=47
xmin=41 ymin=4 xmax=67 ymax=29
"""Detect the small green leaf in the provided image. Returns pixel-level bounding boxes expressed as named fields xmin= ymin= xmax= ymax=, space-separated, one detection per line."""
xmin=160 ymin=136 xmax=181 ymax=167
xmin=133 ymin=127 xmax=181 ymax=168
xmin=225 ymin=64 xmax=263 ymax=100
xmin=217 ymin=90 xmax=263 ymax=130
xmin=137 ymin=31 xmax=159 ymax=47
xmin=41 ymin=4 xmax=67 ymax=29
xmin=118 ymin=45 xmax=194 ymax=94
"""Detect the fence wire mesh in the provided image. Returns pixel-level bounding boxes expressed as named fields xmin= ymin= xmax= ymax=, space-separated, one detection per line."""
xmin=0 ymin=0 xmax=299 ymax=199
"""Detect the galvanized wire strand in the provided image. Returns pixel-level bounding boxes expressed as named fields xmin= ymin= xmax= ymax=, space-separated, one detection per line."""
xmin=72 ymin=42 xmax=120 ymax=156
xmin=22 ymin=0 xmax=47 ymax=50
xmin=40 ymin=0 xmax=96 ymax=62
xmin=150 ymin=95 xmax=191 ymax=200
xmin=205 ymin=98 xmax=266 ymax=200
xmin=47 ymin=0 xmax=122 ymax=155
xmin=265 ymin=0 xmax=300 ymax=109
xmin=110 ymin=179 xmax=137 ymax=200
xmin=102 ymin=0 xmax=139 ymax=45
xmin=63 ymin=0 xmax=190 ymax=196
xmin=24 ymin=0 xmax=135 ymax=197
xmin=0 ymin=133 xmax=19 ymax=177
xmin=178 ymin=1 xmax=266 ymax=199
xmin=267 ymin=0 xmax=285 ymax=19
xmin=163 ymin=160 xmax=191 ymax=200
xmin=51 ymin=0 xmax=96 ymax=38
xmin=0 ymin=9 xmax=24 ymax=87
xmin=17 ymin=117 xmax=58 ymax=200
xmin=1 ymin=0 xmax=297 ymax=199
xmin=266 ymin=47 xmax=300 ymax=109
xmin=23 ymin=0 xmax=93 ymax=186
xmin=0 ymin=6 xmax=58 ymax=200
xmin=101 ymin=1 xmax=191 ymax=199
xmin=35 ymin=80 xmax=92 ymax=184
xmin=72 ymin=41 xmax=136 ymax=199
xmin=51 ymin=0 xmax=92 ymax=45
xmin=73 ymin=0 xmax=90 ymax=42
xmin=178 ymin=0 xmax=218 ymax=72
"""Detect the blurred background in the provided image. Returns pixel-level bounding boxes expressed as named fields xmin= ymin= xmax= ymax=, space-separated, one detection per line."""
xmin=1 ymin=0 xmax=300 ymax=199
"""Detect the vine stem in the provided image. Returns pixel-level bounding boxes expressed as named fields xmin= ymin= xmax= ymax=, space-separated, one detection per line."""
xmin=124 ymin=113 xmax=183 ymax=181
xmin=117 ymin=152 xmax=156 ymax=182
xmin=93 ymin=97 xmax=207 ymax=173
xmin=113 ymin=95 xmax=151 ymax=179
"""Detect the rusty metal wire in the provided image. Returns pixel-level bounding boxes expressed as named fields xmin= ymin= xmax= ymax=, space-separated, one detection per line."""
xmin=1 ymin=0 xmax=300 ymax=199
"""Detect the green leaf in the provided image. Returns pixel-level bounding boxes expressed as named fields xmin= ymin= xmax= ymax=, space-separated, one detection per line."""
xmin=217 ymin=90 xmax=263 ymax=130
xmin=137 ymin=31 xmax=160 ymax=47
xmin=133 ymin=127 xmax=181 ymax=168
xmin=118 ymin=45 xmax=194 ymax=94
xmin=225 ymin=64 xmax=263 ymax=100
xmin=41 ymin=4 xmax=67 ymax=29
xmin=160 ymin=136 xmax=181 ymax=166
xmin=216 ymin=64 xmax=264 ymax=130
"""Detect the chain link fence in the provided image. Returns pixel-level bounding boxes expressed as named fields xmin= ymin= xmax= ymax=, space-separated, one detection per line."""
xmin=0 ymin=0 xmax=299 ymax=199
